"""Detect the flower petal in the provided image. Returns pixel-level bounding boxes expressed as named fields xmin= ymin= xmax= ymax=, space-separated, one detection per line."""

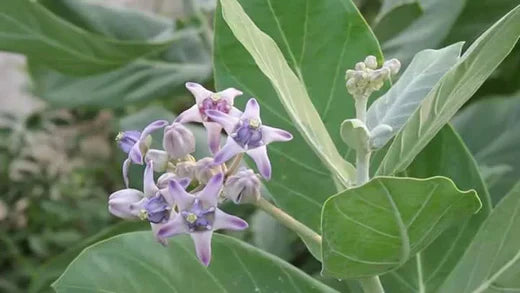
xmin=150 ymin=222 xmax=169 ymax=246
xmin=242 ymin=98 xmax=261 ymax=121
xmin=247 ymin=146 xmax=271 ymax=180
xmin=213 ymin=209 xmax=249 ymax=231
xmin=203 ymin=122 xmax=223 ymax=154
xmin=191 ymin=231 xmax=213 ymax=266
xmin=108 ymin=189 xmax=144 ymax=219
xmin=218 ymin=87 xmax=243 ymax=104
xmin=229 ymin=107 xmax=243 ymax=117
xmin=205 ymin=110 xmax=239 ymax=135
xmin=185 ymin=82 xmax=212 ymax=103
xmin=261 ymin=126 xmax=293 ymax=145
xmin=144 ymin=161 xmax=159 ymax=197
xmin=176 ymin=104 xmax=203 ymax=124
xmin=140 ymin=120 xmax=169 ymax=140
xmin=157 ymin=214 xmax=188 ymax=238
xmin=168 ymin=179 xmax=194 ymax=210
xmin=198 ymin=173 xmax=223 ymax=207
xmin=129 ymin=143 xmax=143 ymax=164
xmin=213 ymin=138 xmax=244 ymax=165
xmin=122 ymin=158 xmax=131 ymax=187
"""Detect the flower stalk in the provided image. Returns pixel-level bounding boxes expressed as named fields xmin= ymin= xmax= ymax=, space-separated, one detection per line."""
xmin=254 ymin=197 xmax=322 ymax=246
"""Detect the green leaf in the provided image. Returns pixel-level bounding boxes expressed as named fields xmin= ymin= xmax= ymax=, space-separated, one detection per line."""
xmin=438 ymin=182 xmax=520 ymax=292
xmin=28 ymin=0 xmax=211 ymax=108
xmin=366 ymin=43 xmax=463 ymax=149
xmin=321 ymin=176 xmax=481 ymax=279
xmin=381 ymin=126 xmax=492 ymax=293
xmin=53 ymin=232 xmax=337 ymax=293
xmin=29 ymin=221 xmax=147 ymax=293
xmin=376 ymin=5 xmax=520 ymax=176
xmin=453 ymin=93 xmax=520 ymax=205
xmin=374 ymin=0 xmax=423 ymax=43
xmin=444 ymin=0 xmax=520 ymax=45
xmin=0 ymin=0 xmax=183 ymax=74
xmin=214 ymin=0 xmax=382 ymax=233
xmin=340 ymin=119 xmax=370 ymax=151
xmin=381 ymin=0 xmax=466 ymax=64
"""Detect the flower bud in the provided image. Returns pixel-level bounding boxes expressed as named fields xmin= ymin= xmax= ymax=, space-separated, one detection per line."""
xmin=108 ymin=189 xmax=145 ymax=219
xmin=163 ymin=123 xmax=195 ymax=159
xmin=364 ymin=55 xmax=378 ymax=69
xmin=224 ymin=168 xmax=261 ymax=204
xmin=145 ymin=149 xmax=169 ymax=172
xmin=355 ymin=62 xmax=366 ymax=71
xmin=195 ymin=157 xmax=224 ymax=184
xmin=384 ymin=59 xmax=401 ymax=75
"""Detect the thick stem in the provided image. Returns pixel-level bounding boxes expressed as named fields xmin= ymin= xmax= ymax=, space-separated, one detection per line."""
xmin=359 ymin=277 xmax=385 ymax=293
xmin=355 ymin=95 xmax=368 ymax=123
xmin=355 ymin=94 xmax=384 ymax=293
xmin=255 ymin=197 xmax=322 ymax=246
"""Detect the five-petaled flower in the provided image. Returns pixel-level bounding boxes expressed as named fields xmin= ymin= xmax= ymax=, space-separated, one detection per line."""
xmin=206 ymin=98 xmax=293 ymax=179
xmin=176 ymin=82 xmax=243 ymax=154
xmin=158 ymin=173 xmax=248 ymax=266
xmin=116 ymin=120 xmax=169 ymax=187
xmin=108 ymin=161 xmax=189 ymax=245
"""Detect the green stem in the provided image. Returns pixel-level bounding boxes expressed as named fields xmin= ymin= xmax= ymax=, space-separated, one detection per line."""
xmin=355 ymin=94 xmax=384 ymax=293
xmin=255 ymin=197 xmax=322 ymax=246
xmin=226 ymin=153 xmax=244 ymax=177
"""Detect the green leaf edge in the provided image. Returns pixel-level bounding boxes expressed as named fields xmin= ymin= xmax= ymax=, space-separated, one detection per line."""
xmin=320 ymin=175 xmax=482 ymax=278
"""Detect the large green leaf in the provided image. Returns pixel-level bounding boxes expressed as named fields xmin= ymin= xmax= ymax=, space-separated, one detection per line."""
xmin=0 ymin=0 xmax=184 ymax=74
xmin=373 ymin=0 xmax=423 ymax=43
xmin=439 ymin=182 xmax=520 ymax=292
xmin=376 ymin=5 xmax=520 ymax=176
xmin=366 ymin=43 xmax=463 ymax=149
xmin=381 ymin=0 xmax=466 ymax=64
xmin=28 ymin=0 xmax=211 ymax=108
xmin=321 ymin=176 xmax=481 ymax=279
xmin=381 ymin=126 xmax=492 ymax=293
xmin=453 ymin=93 xmax=520 ymax=205
xmin=29 ymin=222 xmax=147 ymax=293
xmin=53 ymin=232 xmax=337 ymax=293
xmin=214 ymin=0 xmax=382 ymax=232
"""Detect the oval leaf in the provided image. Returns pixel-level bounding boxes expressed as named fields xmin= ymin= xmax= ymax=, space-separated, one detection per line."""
xmin=52 ymin=232 xmax=337 ymax=293
xmin=321 ymin=176 xmax=481 ymax=279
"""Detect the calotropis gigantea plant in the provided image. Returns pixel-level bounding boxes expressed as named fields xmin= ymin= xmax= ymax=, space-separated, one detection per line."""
xmin=50 ymin=0 xmax=520 ymax=292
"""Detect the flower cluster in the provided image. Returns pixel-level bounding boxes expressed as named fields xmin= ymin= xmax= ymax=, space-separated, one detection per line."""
xmin=345 ymin=55 xmax=401 ymax=98
xmin=109 ymin=82 xmax=293 ymax=266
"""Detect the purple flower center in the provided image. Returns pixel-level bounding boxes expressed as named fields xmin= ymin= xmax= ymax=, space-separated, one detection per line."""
xmin=116 ymin=130 xmax=141 ymax=153
xmin=199 ymin=95 xmax=231 ymax=121
xmin=232 ymin=119 xmax=263 ymax=148
xmin=181 ymin=198 xmax=215 ymax=232
xmin=143 ymin=194 xmax=171 ymax=224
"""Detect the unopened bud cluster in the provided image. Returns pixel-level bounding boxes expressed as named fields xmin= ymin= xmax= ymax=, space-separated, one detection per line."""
xmin=346 ymin=56 xmax=401 ymax=98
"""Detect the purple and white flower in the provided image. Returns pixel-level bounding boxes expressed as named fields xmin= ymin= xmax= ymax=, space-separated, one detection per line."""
xmin=206 ymin=98 xmax=293 ymax=179
xmin=176 ymin=82 xmax=243 ymax=154
xmin=158 ymin=173 xmax=248 ymax=266
xmin=116 ymin=120 xmax=169 ymax=187
xmin=108 ymin=161 xmax=189 ymax=245
xmin=163 ymin=122 xmax=195 ymax=159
